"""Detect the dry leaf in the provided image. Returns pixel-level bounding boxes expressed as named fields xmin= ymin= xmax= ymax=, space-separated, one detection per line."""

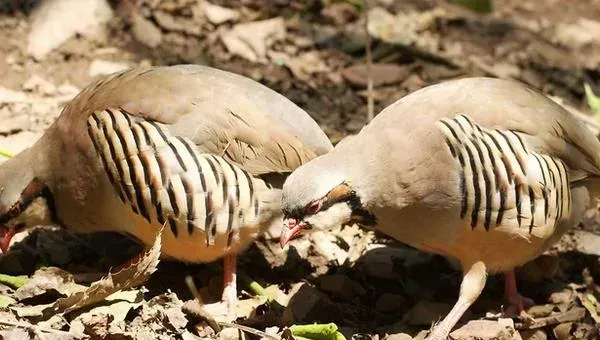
xmin=14 ymin=267 xmax=85 ymax=301
xmin=48 ymin=229 xmax=162 ymax=315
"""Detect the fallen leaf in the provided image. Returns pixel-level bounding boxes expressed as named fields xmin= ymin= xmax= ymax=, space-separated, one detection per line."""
xmin=71 ymin=289 xmax=145 ymax=326
xmin=27 ymin=0 xmax=113 ymax=60
xmin=579 ymin=293 xmax=600 ymax=324
xmin=221 ymin=18 xmax=286 ymax=63
xmin=132 ymin=292 xmax=187 ymax=332
xmin=48 ymin=229 xmax=161 ymax=315
xmin=14 ymin=267 xmax=85 ymax=302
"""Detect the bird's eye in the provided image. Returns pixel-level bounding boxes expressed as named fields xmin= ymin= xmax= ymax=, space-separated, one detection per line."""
xmin=306 ymin=200 xmax=322 ymax=215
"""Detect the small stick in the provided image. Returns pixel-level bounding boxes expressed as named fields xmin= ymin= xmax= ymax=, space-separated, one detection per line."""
xmin=217 ymin=321 xmax=280 ymax=340
xmin=364 ymin=0 xmax=374 ymax=122
xmin=0 ymin=320 xmax=73 ymax=336
xmin=184 ymin=275 xmax=221 ymax=332
xmin=0 ymin=149 xmax=14 ymax=158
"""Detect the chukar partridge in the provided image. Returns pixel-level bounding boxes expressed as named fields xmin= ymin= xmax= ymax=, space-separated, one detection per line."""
xmin=0 ymin=64 xmax=332 ymax=317
xmin=280 ymin=77 xmax=600 ymax=339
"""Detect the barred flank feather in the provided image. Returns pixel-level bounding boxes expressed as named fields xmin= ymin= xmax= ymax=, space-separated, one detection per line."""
xmin=87 ymin=108 xmax=260 ymax=247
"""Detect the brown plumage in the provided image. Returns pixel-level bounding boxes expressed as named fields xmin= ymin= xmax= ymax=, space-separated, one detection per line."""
xmin=280 ymin=77 xmax=600 ymax=339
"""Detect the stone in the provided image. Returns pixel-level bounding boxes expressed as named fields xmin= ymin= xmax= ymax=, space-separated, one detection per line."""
xmin=449 ymin=319 xmax=521 ymax=340
xmin=282 ymin=283 xmax=339 ymax=323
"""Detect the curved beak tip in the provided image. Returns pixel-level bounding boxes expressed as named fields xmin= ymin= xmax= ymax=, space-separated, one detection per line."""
xmin=279 ymin=219 xmax=306 ymax=249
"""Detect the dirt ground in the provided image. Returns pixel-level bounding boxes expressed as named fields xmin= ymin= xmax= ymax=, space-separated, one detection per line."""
xmin=1 ymin=0 xmax=600 ymax=339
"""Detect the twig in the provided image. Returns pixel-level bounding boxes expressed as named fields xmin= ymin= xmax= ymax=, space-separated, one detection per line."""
xmin=363 ymin=0 xmax=374 ymax=122
xmin=0 ymin=149 xmax=14 ymax=158
xmin=217 ymin=321 xmax=280 ymax=340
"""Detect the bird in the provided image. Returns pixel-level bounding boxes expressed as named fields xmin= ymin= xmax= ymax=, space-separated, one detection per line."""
xmin=279 ymin=77 xmax=600 ymax=339
xmin=0 ymin=64 xmax=333 ymax=318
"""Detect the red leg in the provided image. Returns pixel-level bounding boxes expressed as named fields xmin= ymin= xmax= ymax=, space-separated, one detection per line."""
xmin=504 ymin=270 xmax=535 ymax=320
xmin=222 ymin=253 xmax=237 ymax=320
xmin=0 ymin=228 xmax=16 ymax=253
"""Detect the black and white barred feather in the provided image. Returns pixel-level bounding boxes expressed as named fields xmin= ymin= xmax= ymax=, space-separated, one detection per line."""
xmin=437 ymin=114 xmax=571 ymax=234
xmin=86 ymin=108 xmax=260 ymax=247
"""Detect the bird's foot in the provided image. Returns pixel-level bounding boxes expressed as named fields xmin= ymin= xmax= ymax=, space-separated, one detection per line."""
xmin=504 ymin=293 xmax=535 ymax=322
xmin=222 ymin=253 xmax=237 ymax=321
xmin=222 ymin=284 xmax=237 ymax=321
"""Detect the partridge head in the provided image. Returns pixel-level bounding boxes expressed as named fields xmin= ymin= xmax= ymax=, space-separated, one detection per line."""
xmin=280 ymin=77 xmax=600 ymax=339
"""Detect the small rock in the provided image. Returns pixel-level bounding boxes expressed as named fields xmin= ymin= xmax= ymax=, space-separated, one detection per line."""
xmin=203 ymin=2 xmax=239 ymax=25
xmin=520 ymin=329 xmax=547 ymax=340
xmin=375 ymin=293 xmax=405 ymax=313
xmin=283 ymin=283 xmax=340 ymax=323
xmin=318 ymin=274 xmax=365 ymax=300
xmin=449 ymin=319 xmax=520 ymax=340
xmin=384 ymin=334 xmax=412 ymax=340
xmin=342 ymin=63 xmax=411 ymax=88
xmin=89 ymin=60 xmax=130 ymax=77
xmin=131 ymin=12 xmax=163 ymax=48
xmin=219 ymin=328 xmax=240 ymax=340
xmin=27 ymin=0 xmax=113 ymax=60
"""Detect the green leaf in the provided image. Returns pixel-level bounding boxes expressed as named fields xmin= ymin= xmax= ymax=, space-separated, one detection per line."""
xmin=584 ymin=83 xmax=600 ymax=118
xmin=0 ymin=149 xmax=14 ymax=158
xmin=0 ymin=273 xmax=29 ymax=289
xmin=290 ymin=323 xmax=346 ymax=340
xmin=450 ymin=0 xmax=493 ymax=13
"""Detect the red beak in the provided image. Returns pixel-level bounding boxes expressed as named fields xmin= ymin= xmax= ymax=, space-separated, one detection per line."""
xmin=279 ymin=218 xmax=307 ymax=248
xmin=0 ymin=226 xmax=15 ymax=253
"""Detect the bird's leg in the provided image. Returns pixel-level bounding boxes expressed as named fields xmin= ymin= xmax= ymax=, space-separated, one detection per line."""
xmin=504 ymin=270 xmax=535 ymax=321
xmin=222 ymin=253 xmax=237 ymax=320
xmin=426 ymin=261 xmax=487 ymax=340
